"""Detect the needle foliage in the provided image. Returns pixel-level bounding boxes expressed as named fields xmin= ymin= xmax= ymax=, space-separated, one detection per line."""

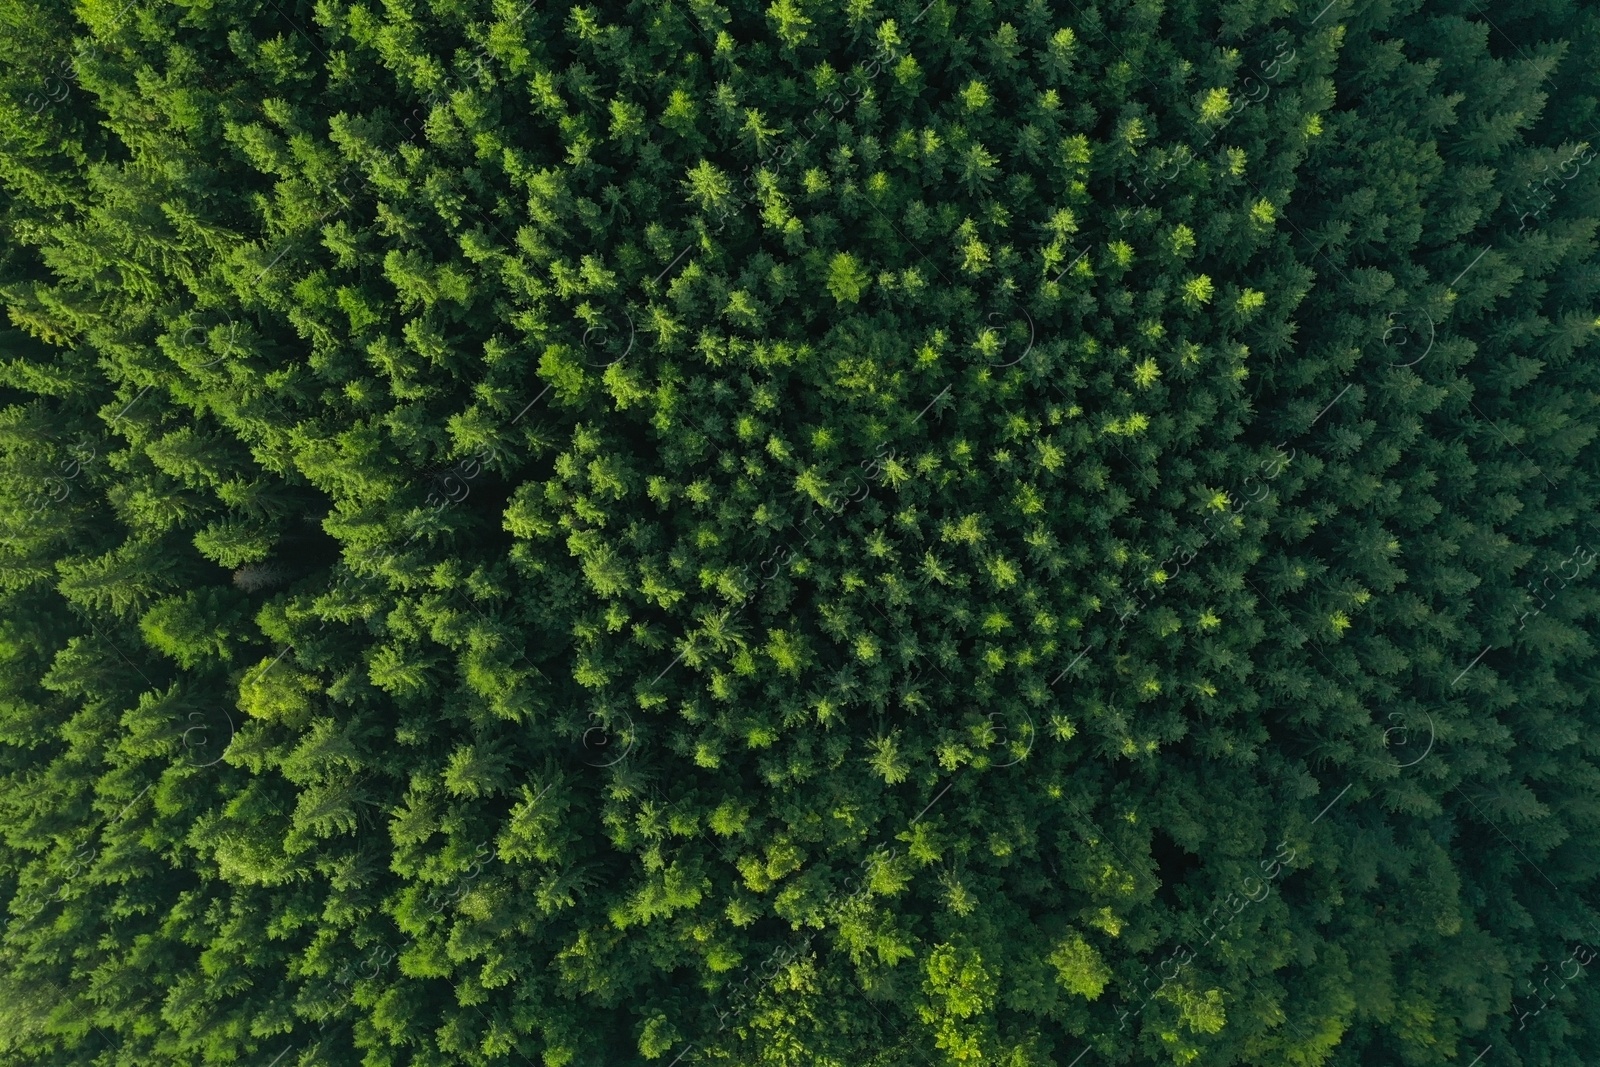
xmin=2 ymin=1 xmax=1599 ymax=1066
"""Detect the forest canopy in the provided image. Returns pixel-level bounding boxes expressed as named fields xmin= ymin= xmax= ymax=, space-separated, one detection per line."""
xmin=2 ymin=0 xmax=1600 ymax=1066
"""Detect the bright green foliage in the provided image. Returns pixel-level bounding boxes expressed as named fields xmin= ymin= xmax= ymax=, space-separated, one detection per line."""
xmin=1050 ymin=931 xmax=1112 ymax=1000
xmin=0 ymin=1 xmax=1599 ymax=1067
xmin=826 ymin=252 xmax=871 ymax=305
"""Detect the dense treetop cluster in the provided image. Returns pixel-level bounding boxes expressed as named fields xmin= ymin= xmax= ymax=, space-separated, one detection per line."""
xmin=1 ymin=0 xmax=1599 ymax=1065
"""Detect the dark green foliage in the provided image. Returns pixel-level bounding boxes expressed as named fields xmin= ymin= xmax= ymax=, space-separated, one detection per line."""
xmin=1 ymin=1 xmax=1599 ymax=1066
